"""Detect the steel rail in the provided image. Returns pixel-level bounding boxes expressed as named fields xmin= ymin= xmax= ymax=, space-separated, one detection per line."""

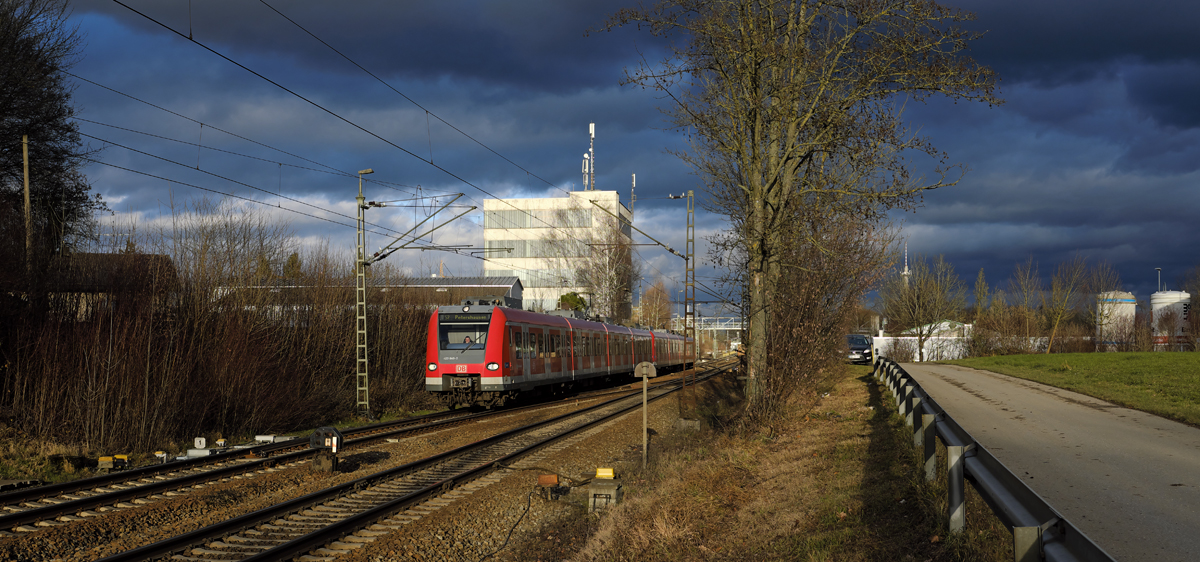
xmin=0 ymin=408 xmax=471 ymax=508
xmin=100 ymin=361 xmax=731 ymax=562
xmin=0 ymin=406 xmax=540 ymax=532
xmin=0 ymin=382 xmax=670 ymax=532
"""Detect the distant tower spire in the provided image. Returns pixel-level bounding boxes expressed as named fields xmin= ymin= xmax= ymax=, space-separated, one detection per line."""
xmin=902 ymin=242 xmax=911 ymax=288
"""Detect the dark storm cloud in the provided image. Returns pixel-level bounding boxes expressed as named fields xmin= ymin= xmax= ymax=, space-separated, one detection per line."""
xmin=951 ymin=0 xmax=1200 ymax=137
xmin=73 ymin=0 xmax=656 ymax=93
xmin=955 ymin=0 xmax=1200 ymax=84
xmin=1124 ymin=62 xmax=1200 ymax=129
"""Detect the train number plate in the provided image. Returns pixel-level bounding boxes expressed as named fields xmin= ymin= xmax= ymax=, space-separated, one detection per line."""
xmin=455 ymin=364 xmax=468 ymax=373
xmin=450 ymin=378 xmax=472 ymax=388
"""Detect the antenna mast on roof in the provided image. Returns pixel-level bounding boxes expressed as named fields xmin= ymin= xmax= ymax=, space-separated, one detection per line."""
xmin=631 ymin=173 xmax=636 ymax=216
xmin=589 ymin=123 xmax=596 ymax=190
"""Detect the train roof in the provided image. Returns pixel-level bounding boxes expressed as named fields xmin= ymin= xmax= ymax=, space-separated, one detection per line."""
xmin=433 ymin=305 xmax=689 ymax=339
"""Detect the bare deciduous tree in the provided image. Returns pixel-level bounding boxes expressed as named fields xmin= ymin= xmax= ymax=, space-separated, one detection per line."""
xmin=637 ymin=279 xmax=672 ymax=329
xmin=1084 ymin=259 xmax=1125 ymax=350
xmin=1043 ymin=255 xmax=1087 ymax=354
xmin=1008 ymin=257 xmax=1043 ymax=351
xmin=1 ymin=0 xmax=103 ymax=267
xmin=880 ymin=255 xmax=966 ymax=362
xmin=605 ymin=0 xmax=999 ymax=407
xmin=541 ymin=203 xmax=640 ymax=323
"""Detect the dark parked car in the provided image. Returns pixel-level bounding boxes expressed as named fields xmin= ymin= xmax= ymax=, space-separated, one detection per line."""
xmin=846 ymin=334 xmax=873 ymax=365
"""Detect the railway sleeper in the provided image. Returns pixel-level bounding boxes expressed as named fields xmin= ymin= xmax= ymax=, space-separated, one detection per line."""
xmin=311 ymin=505 xmax=353 ymax=513
xmin=206 ymin=540 xmax=272 ymax=551
xmin=289 ymin=513 xmax=345 ymax=522
xmin=226 ymin=535 xmax=277 ymax=544
xmin=272 ymin=518 xmax=325 ymax=528
xmin=299 ymin=509 xmax=347 ymax=518
xmin=257 ymin=523 xmax=311 ymax=533
xmin=191 ymin=546 xmax=261 ymax=556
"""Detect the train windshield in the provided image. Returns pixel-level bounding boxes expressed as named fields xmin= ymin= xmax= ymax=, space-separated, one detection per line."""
xmin=439 ymin=312 xmax=490 ymax=351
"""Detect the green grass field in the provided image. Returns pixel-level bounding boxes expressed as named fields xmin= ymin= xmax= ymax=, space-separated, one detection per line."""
xmin=945 ymin=353 xmax=1200 ymax=427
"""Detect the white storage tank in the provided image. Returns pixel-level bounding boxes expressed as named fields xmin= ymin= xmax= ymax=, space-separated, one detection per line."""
xmin=1096 ymin=291 xmax=1136 ymax=349
xmin=1151 ymin=291 xmax=1191 ymax=350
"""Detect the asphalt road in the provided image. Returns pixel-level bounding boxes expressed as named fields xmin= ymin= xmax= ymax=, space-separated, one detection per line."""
xmin=902 ymin=362 xmax=1200 ymax=562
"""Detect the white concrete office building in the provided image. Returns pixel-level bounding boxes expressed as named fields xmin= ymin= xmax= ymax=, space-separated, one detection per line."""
xmin=482 ymin=190 xmax=633 ymax=317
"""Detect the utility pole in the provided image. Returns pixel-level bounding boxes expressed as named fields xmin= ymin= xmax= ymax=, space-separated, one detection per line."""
xmin=355 ymin=168 xmax=374 ymax=419
xmin=666 ymin=190 xmax=696 ymax=398
xmin=684 ymin=190 xmax=695 ymax=382
xmin=354 ymin=186 xmax=474 ymax=418
xmin=23 ymin=135 xmax=32 ymax=279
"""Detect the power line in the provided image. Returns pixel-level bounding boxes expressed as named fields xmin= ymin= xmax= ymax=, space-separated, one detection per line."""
xmin=257 ymin=0 xmax=570 ymax=196
xmin=89 ymin=160 xmax=469 ymax=251
xmin=107 ymin=0 xmax=593 ymax=245
xmin=66 ymin=71 xmax=435 ymax=196
xmin=92 ymin=160 xmax=357 ymax=231
xmin=81 ymin=131 xmax=414 ymax=237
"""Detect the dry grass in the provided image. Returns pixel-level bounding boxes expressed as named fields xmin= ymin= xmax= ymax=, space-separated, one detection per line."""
xmin=558 ymin=365 xmax=1011 ymax=561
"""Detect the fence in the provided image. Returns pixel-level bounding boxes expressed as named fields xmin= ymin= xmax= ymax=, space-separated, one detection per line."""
xmin=872 ymin=336 xmax=970 ymax=361
xmin=873 ymin=336 xmax=1057 ymax=361
xmin=874 ymin=357 xmax=1115 ymax=562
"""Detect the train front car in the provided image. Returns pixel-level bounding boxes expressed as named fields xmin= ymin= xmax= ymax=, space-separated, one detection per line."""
xmin=425 ymin=304 xmax=511 ymax=409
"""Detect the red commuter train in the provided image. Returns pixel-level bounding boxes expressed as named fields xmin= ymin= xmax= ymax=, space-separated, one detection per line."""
xmin=426 ymin=299 xmax=692 ymax=408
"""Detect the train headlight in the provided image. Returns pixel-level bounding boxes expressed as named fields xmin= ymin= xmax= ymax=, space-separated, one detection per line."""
xmin=486 ymin=362 xmax=500 ymax=371
xmin=462 ymin=305 xmax=470 ymax=312
xmin=427 ymin=363 xmax=438 ymax=371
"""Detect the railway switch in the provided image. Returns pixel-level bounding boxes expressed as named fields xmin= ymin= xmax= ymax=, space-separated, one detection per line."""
xmin=588 ymin=467 xmax=623 ymax=512
xmin=310 ymin=426 xmax=343 ymax=473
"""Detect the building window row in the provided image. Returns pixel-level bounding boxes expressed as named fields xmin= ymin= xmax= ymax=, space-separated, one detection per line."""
xmin=485 ymin=268 xmax=579 ymax=289
xmin=484 ymin=209 xmax=592 ymax=230
xmin=484 ymin=239 xmax=588 ymax=259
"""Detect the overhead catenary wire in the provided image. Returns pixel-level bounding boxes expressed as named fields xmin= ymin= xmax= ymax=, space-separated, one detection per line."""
xmin=107 ymin=0 xmax=594 ymax=246
xmin=256 ymin=0 xmax=570 ymax=196
xmin=91 ymin=159 xmax=469 ymax=255
xmin=65 ymin=71 xmax=434 ymax=195
xmin=97 ymin=1 xmax=686 ymax=288
xmin=80 ymin=131 xmax=412 ymax=238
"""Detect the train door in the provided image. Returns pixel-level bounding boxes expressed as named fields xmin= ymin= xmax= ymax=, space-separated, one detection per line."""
xmin=602 ymin=329 xmax=611 ymax=374
xmin=515 ymin=325 xmax=531 ymax=379
xmin=551 ymin=329 xmax=563 ymax=377
xmin=528 ymin=327 xmax=542 ymax=379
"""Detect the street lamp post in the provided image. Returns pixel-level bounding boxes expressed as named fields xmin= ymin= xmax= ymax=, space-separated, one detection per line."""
xmin=355 ymin=168 xmax=374 ymax=419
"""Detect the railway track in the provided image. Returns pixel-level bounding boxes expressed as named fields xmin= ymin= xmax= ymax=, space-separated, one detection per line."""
xmin=0 ymin=376 xmax=689 ymax=536
xmin=0 ymin=407 xmax=513 ymax=534
xmin=97 ymin=362 xmax=731 ymax=562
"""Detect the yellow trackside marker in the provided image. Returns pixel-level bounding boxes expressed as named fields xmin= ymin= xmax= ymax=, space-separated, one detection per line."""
xmin=595 ymin=467 xmax=614 ymax=479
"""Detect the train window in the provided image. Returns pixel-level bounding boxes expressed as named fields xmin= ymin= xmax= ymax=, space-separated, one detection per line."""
xmin=439 ymin=312 xmax=489 ymax=350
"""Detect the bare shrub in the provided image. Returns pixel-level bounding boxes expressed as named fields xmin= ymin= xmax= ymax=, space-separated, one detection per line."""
xmin=884 ymin=338 xmax=917 ymax=362
xmin=735 ymin=212 xmax=892 ymax=421
xmin=0 ymin=196 xmax=433 ymax=453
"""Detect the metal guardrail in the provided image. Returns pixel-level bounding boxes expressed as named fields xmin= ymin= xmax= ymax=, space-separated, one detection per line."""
xmin=873 ymin=358 xmax=1117 ymax=562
